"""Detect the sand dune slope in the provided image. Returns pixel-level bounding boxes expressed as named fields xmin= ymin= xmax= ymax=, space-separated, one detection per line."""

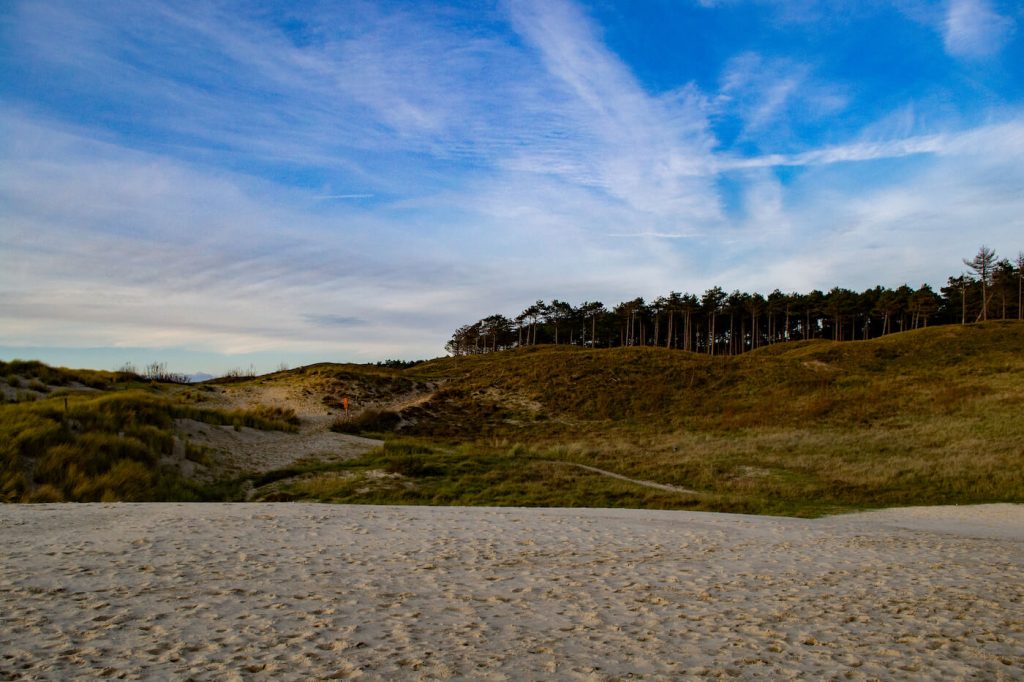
xmin=1 ymin=504 xmax=1021 ymax=680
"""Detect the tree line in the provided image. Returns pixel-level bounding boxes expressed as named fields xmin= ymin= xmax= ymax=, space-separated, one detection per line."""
xmin=446 ymin=246 xmax=1024 ymax=356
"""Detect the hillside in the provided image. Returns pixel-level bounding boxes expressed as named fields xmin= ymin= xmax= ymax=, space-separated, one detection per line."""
xmin=3 ymin=322 xmax=1022 ymax=515
xmin=429 ymin=323 xmax=1014 ymax=438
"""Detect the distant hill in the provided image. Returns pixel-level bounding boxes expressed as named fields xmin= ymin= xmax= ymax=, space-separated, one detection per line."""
xmin=3 ymin=322 xmax=1022 ymax=515
xmin=345 ymin=320 xmax=1024 ymax=438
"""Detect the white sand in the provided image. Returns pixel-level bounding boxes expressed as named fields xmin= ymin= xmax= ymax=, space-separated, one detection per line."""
xmin=1 ymin=504 xmax=1021 ymax=681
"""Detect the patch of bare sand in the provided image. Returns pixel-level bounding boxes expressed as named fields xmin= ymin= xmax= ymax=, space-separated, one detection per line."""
xmin=172 ymin=381 xmax=384 ymax=479
xmin=174 ymin=418 xmax=381 ymax=479
xmin=1 ymin=503 xmax=1021 ymax=680
xmin=204 ymin=375 xmax=435 ymax=426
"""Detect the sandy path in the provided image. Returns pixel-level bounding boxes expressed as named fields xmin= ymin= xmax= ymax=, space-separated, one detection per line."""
xmin=1 ymin=503 xmax=1021 ymax=681
xmin=559 ymin=462 xmax=701 ymax=495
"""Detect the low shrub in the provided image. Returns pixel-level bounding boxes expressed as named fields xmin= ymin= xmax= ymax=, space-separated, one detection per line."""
xmin=331 ymin=408 xmax=402 ymax=434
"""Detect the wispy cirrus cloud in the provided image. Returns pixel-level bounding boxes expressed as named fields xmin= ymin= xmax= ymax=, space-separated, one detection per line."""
xmin=0 ymin=109 xmax=483 ymax=357
xmin=7 ymin=1 xmax=532 ymax=183
xmin=717 ymin=118 xmax=1024 ymax=170
xmin=714 ymin=52 xmax=848 ymax=146
xmin=501 ymin=0 xmax=721 ymax=226
xmin=943 ymin=0 xmax=1015 ymax=59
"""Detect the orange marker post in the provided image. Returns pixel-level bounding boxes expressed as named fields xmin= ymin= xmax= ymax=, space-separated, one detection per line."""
xmin=342 ymin=397 xmax=349 ymax=415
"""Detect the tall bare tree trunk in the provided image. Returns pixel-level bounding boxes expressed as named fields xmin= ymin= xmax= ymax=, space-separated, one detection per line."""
xmin=709 ymin=314 xmax=716 ymax=356
xmin=1018 ymin=266 xmax=1023 ymax=320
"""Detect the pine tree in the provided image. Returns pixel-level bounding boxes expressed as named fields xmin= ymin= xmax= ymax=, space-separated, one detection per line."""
xmin=963 ymin=246 xmax=997 ymax=321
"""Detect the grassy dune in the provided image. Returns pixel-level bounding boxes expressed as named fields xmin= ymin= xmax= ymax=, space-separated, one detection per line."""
xmin=276 ymin=322 xmax=1024 ymax=516
xmin=3 ymin=323 xmax=1022 ymax=515
xmin=0 ymin=368 xmax=299 ymax=502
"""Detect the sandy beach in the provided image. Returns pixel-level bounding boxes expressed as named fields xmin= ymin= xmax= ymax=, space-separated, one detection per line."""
xmin=1 ymin=503 xmax=1021 ymax=681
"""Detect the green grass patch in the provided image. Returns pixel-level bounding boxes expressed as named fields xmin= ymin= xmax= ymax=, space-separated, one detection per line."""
xmin=252 ymin=439 xmax=706 ymax=510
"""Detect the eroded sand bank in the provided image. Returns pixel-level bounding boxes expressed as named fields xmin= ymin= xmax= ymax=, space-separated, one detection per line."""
xmin=1 ymin=503 xmax=1021 ymax=680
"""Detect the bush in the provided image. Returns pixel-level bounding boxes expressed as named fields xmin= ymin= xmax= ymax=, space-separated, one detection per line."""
xmin=91 ymin=460 xmax=154 ymax=502
xmin=331 ymin=408 xmax=402 ymax=434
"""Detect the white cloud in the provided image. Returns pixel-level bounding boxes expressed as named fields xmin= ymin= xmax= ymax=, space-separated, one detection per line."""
xmin=9 ymin=1 xmax=540 ymax=180
xmin=0 ymin=108 xmax=712 ymax=363
xmin=716 ymin=119 xmax=1024 ymax=170
xmin=943 ymin=0 xmax=1015 ymax=58
xmin=502 ymin=0 xmax=722 ymax=226
xmin=0 ymin=112 xmax=476 ymax=357
xmin=712 ymin=118 xmax=1024 ymax=294
xmin=714 ymin=52 xmax=848 ymax=146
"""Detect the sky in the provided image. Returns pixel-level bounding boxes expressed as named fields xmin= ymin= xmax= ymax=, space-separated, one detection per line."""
xmin=1 ymin=0 xmax=1023 ymax=375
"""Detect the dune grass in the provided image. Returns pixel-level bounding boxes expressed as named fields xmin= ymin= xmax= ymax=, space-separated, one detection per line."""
xmin=1 ymin=388 xmax=299 ymax=502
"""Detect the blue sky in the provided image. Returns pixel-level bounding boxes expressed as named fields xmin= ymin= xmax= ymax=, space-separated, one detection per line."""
xmin=1 ymin=0 xmax=1022 ymax=374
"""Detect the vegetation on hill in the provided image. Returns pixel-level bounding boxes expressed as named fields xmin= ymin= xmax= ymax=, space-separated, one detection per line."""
xmin=2 ymin=359 xmax=128 ymax=391
xmin=271 ymin=322 xmax=1024 ymax=516
xmin=2 ymin=322 xmax=1022 ymax=515
xmin=0 ymin=369 xmax=299 ymax=502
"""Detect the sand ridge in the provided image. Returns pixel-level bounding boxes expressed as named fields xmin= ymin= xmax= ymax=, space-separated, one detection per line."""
xmin=1 ymin=503 xmax=1021 ymax=680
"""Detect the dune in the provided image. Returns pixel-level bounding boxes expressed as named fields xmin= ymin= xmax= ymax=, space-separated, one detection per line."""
xmin=1 ymin=503 xmax=1021 ymax=680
